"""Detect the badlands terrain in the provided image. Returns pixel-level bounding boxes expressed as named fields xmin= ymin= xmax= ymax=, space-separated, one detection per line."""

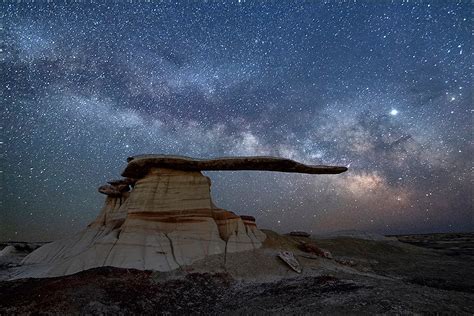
xmin=1 ymin=156 xmax=471 ymax=314
xmin=1 ymin=231 xmax=473 ymax=314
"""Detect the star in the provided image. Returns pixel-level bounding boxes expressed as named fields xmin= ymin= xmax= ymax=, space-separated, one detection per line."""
xmin=2 ymin=1 xmax=471 ymax=240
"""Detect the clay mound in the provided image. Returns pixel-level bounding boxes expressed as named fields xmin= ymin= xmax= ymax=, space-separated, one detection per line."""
xmin=0 ymin=246 xmax=16 ymax=263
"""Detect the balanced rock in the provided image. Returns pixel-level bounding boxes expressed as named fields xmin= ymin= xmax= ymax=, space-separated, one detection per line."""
xmin=21 ymin=154 xmax=347 ymax=278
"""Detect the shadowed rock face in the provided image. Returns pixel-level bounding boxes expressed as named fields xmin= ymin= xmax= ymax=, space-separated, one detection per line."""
xmin=123 ymin=154 xmax=348 ymax=178
xmin=21 ymin=155 xmax=347 ymax=278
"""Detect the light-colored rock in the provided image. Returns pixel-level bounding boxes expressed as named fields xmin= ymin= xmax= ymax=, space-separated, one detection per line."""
xmin=241 ymin=215 xmax=267 ymax=248
xmin=20 ymin=155 xmax=347 ymax=278
xmin=21 ymin=168 xmax=264 ymax=277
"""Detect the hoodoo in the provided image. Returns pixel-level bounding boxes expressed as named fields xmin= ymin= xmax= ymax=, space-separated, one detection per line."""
xmin=21 ymin=155 xmax=347 ymax=278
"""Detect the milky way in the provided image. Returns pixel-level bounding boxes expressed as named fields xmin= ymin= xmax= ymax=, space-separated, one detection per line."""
xmin=1 ymin=1 xmax=472 ymax=241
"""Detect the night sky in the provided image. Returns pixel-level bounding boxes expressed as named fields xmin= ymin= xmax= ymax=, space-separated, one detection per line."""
xmin=2 ymin=1 xmax=472 ymax=241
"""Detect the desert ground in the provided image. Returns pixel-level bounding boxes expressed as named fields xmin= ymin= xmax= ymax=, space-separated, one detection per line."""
xmin=1 ymin=231 xmax=473 ymax=314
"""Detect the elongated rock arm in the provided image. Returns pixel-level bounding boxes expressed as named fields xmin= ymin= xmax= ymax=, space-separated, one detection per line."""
xmin=20 ymin=154 xmax=348 ymax=278
xmin=123 ymin=154 xmax=348 ymax=178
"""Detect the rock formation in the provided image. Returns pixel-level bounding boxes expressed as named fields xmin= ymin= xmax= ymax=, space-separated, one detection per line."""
xmin=21 ymin=155 xmax=347 ymax=278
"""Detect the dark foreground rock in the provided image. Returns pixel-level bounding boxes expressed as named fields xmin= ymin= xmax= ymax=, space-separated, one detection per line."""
xmin=0 ymin=266 xmax=473 ymax=315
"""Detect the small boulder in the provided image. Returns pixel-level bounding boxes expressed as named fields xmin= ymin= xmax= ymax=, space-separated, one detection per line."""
xmin=335 ymin=258 xmax=357 ymax=266
xmin=98 ymin=185 xmax=121 ymax=196
xmin=288 ymin=231 xmax=311 ymax=238
xmin=299 ymin=242 xmax=333 ymax=259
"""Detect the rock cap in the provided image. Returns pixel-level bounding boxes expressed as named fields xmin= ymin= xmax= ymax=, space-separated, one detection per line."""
xmin=122 ymin=154 xmax=348 ymax=179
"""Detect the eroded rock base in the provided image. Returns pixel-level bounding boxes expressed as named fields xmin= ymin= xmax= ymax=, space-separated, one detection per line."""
xmin=20 ymin=169 xmax=266 ymax=278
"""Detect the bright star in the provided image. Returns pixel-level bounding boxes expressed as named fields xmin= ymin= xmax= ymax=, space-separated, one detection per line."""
xmin=390 ymin=109 xmax=399 ymax=116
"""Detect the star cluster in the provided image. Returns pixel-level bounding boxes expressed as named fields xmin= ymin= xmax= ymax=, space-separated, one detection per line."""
xmin=1 ymin=1 xmax=472 ymax=241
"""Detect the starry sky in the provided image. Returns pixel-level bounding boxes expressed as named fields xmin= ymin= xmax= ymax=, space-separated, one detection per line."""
xmin=1 ymin=1 xmax=472 ymax=241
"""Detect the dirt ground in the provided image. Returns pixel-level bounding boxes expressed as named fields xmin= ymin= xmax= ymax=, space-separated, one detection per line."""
xmin=1 ymin=231 xmax=473 ymax=315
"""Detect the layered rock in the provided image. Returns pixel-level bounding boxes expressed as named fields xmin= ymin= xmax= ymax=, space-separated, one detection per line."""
xmin=21 ymin=155 xmax=347 ymax=278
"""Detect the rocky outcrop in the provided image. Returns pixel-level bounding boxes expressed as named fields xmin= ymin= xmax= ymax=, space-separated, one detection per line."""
xmin=21 ymin=155 xmax=347 ymax=278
